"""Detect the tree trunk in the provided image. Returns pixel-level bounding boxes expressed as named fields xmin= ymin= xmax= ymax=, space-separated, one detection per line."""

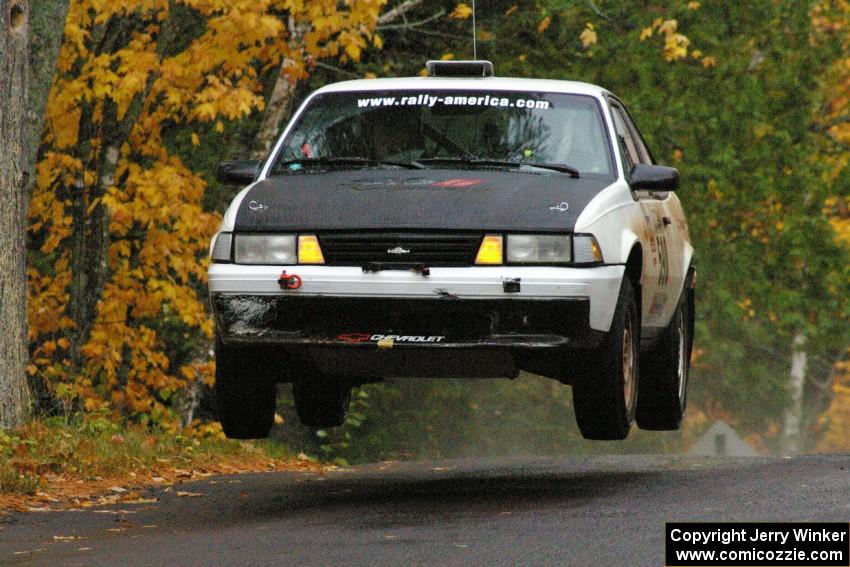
xmin=27 ymin=0 xmax=70 ymax=172
xmin=253 ymin=68 xmax=298 ymax=159
xmin=25 ymin=1 xmax=70 ymax=412
xmin=782 ymin=333 xmax=807 ymax=454
xmin=253 ymin=17 xmax=302 ymax=160
xmin=0 ymin=0 xmax=32 ymax=428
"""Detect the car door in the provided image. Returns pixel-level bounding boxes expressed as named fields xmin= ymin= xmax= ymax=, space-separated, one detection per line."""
xmin=608 ymin=99 xmax=684 ymax=330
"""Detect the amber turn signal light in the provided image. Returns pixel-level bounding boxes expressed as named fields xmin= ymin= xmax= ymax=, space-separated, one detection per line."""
xmin=475 ymin=235 xmax=503 ymax=265
xmin=297 ymin=234 xmax=325 ymax=264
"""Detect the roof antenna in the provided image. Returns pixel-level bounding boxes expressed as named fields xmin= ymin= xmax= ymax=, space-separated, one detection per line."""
xmin=472 ymin=0 xmax=477 ymax=59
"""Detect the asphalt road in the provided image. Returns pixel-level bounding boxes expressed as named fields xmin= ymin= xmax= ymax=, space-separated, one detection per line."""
xmin=1 ymin=454 xmax=849 ymax=566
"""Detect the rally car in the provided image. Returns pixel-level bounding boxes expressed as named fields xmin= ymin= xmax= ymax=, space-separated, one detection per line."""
xmin=208 ymin=60 xmax=695 ymax=441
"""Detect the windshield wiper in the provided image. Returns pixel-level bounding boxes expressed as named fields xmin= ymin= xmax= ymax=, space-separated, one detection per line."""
xmin=417 ymin=157 xmax=580 ymax=178
xmin=276 ymin=156 xmax=425 ymax=172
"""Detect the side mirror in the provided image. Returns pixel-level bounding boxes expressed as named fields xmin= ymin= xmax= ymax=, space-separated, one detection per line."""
xmin=216 ymin=160 xmax=261 ymax=185
xmin=630 ymin=164 xmax=679 ymax=191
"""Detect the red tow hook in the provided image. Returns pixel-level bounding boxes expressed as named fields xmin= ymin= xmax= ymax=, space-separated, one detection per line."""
xmin=278 ymin=271 xmax=302 ymax=290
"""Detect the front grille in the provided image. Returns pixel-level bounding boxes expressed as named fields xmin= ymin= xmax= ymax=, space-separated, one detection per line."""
xmin=319 ymin=233 xmax=482 ymax=266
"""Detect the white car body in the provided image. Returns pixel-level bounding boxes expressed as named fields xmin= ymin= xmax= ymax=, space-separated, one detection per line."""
xmin=210 ymin=75 xmax=693 ymax=359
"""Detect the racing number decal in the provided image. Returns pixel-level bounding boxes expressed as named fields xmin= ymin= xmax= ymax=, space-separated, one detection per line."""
xmin=644 ymin=212 xmax=670 ymax=288
xmin=656 ymin=232 xmax=669 ymax=287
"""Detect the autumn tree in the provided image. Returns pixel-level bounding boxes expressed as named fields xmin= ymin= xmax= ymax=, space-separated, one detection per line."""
xmin=810 ymin=0 xmax=850 ymax=451
xmin=253 ymin=0 xmax=415 ymax=157
xmin=29 ymin=0 xmax=387 ymax=425
xmin=0 ymin=0 xmax=31 ymax=428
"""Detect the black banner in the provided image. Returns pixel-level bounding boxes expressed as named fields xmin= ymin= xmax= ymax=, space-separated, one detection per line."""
xmin=666 ymin=522 xmax=850 ymax=566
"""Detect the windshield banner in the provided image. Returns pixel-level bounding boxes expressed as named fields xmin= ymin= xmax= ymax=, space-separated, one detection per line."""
xmin=357 ymin=94 xmax=551 ymax=110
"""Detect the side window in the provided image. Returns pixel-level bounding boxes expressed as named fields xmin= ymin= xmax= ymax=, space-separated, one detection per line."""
xmin=610 ymin=104 xmax=640 ymax=170
xmin=620 ymin=106 xmax=652 ymax=164
xmin=617 ymin=101 xmax=669 ymax=199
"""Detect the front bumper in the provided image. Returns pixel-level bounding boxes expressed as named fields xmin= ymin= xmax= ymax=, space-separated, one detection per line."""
xmin=209 ymin=265 xmax=625 ymax=349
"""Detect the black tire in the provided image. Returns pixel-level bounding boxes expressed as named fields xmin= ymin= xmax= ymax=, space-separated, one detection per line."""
xmin=636 ymin=285 xmax=692 ymax=430
xmin=572 ymin=277 xmax=639 ymax=440
xmin=215 ymin=336 xmax=277 ymax=439
xmin=293 ymin=376 xmax=351 ymax=428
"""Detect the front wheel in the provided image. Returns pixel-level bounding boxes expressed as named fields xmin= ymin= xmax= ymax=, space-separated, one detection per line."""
xmin=572 ymin=278 xmax=639 ymax=440
xmin=215 ymin=337 xmax=277 ymax=439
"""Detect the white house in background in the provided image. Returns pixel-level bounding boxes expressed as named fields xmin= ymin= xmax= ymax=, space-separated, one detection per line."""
xmin=688 ymin=420 xmax=760 ymax=457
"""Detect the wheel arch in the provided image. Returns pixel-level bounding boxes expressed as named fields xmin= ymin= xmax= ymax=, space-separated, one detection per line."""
xmin=625 ymin=244 xmax=643 ymax=324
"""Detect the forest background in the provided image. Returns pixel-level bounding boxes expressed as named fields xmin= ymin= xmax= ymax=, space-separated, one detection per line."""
xmin=5 ymin=0 xmax=850 ymax=471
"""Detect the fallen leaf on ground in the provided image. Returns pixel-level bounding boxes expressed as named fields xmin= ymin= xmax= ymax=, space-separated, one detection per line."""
xmin=93 ymin=510 xmax=137 ymax=515
xmin=124 ymin=497 xmax=158 ymax=504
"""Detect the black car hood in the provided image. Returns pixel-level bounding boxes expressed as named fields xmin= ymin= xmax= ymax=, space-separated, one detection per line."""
xmin=234 ymin=169 xmax=613 ymax=232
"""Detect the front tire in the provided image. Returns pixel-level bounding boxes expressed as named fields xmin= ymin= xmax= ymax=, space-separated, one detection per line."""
xmin=636 ymin=285 xmax=692 ymax=430
xmin=215 ymin=337 xmax=277 ymax=439
xmin=572 ymin=278 xmax=639 ymax=440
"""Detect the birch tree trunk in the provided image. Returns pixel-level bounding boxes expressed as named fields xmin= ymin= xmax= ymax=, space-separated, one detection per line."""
xmin=0 ymin=0 xmax=32 ymax=428
xmin=782 ymin=333 xmax=807 ymax=454
xmin=252 ymin=17 xmax=302 ymax=159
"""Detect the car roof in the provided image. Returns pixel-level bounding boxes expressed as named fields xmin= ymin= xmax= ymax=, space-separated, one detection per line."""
xmin=313 ymin=76 xmax=611 ymax=98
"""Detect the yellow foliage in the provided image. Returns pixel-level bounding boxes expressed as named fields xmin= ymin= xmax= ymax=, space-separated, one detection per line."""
xmin=813 ymin=1 xmax=850 ymax=188
xmin=450 ymin=3 xmax=473 ymax=20
xmin=817 ymin=350 xmax=850 ymax=451
xmin=477 ymin=29 xmax=494 ymax=42
xmin=537 ymin=16 xmax=551 ymax=34
xmin=580 ymin=23 xmax=598 ymax=48
xmin=29 ymin=0 xmax=387 ymax=424
xmin=663 ymin=32 xmax=690 ymax=62
xmin=658 ymin=19 xmax=678 ymax=35
xmin=640 ymin=16 xmax=713 ymax=65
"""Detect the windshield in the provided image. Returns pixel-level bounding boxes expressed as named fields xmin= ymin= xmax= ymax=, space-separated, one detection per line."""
xmin=270 ymin=90 xmax=615 ymax=177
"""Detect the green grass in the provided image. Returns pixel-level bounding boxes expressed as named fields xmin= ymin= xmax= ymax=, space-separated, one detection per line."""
xmin=0 ymin=414 xmax=288 ymax=496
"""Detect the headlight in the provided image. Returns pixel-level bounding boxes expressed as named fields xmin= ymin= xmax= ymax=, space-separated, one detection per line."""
xmin=234 ymin=234 xmax=296 ymax=264
xmin=507 ymin=235 xmax=571 ymax=263
xmin=211 ymin=232 xmax=232 ymax=263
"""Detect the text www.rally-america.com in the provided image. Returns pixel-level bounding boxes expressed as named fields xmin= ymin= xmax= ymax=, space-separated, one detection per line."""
xmin=357 ymin=94 xmax=551 ymax=110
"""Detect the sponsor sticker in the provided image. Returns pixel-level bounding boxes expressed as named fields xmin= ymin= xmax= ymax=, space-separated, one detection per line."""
xmin=432 ymin=178 xmax=485 ymax=188
xmin=336 ymin=333 xmax=373 ymax=344
xmin=335 ymin=333 xmax=446 ymax=344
